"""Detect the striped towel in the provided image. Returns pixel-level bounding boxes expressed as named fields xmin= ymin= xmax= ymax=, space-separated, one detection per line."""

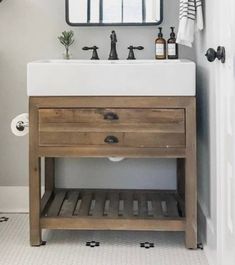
xmin=177 ymin=0 xmax=204 ymax=47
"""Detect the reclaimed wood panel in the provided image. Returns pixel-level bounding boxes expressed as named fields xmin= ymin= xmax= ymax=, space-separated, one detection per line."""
xmin=39 ymin=108 xmax=185 ymax=125
xmin=47 ymin=191 xmax=66 ymax=217
xmin=59 ymin=191 xmax=79 ymax=217
xmin=39 ymin=132 xmax=124 ymax=146
xmin=42 ymin=189 xmax=182 ymax=220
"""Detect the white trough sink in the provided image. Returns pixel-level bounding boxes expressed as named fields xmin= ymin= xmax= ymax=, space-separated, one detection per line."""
xmin=27 ymin=59 xmax=196 ymax=96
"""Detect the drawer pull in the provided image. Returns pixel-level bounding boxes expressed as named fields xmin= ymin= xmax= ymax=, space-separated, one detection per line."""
xmin=104 ymin=112 xmax=119 ymax=121
xmin=104 ymin=136 xmax=119 ymax=144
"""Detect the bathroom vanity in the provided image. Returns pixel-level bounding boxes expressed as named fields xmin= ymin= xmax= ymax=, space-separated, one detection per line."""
xmin=28 ymin=59 xmax=197 ymax=249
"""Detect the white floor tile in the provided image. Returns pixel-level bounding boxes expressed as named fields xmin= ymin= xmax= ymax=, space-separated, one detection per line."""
xmin=0 ymin=214 xmax=208 ymax=265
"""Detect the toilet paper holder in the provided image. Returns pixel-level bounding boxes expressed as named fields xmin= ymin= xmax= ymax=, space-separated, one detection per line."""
xmin=16 ymin=121 xmax=29 ymax=132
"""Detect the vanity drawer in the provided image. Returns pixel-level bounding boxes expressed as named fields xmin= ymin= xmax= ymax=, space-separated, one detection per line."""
xmin=39 ymin=108 xmax=185 ymax=126
xmin=39 ymin=132 xmax=124 ymax=146
xmin=39 ymin=131 xmax=185 ymax=147
xmin=38 ymin=108 xmax=185 ymax=147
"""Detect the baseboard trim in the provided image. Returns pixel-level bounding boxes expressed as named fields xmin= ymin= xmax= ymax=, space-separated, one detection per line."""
xmin=0 ymin=186 xmax=44 ymax=213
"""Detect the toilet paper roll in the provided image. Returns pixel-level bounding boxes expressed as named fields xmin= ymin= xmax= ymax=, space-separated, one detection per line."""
xmin=11 ymin=113 xmax=29 ymax=137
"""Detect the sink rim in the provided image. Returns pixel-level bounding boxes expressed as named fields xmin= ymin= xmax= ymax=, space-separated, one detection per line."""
xmin=28 ymin=59 xmax=193 ymax=65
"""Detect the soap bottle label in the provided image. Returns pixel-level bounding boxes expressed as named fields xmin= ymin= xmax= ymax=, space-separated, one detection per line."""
xmin=156 ymin=44 xmax=164 ymax=56
xmin=168 ymin=44 xmax=176 ymax=56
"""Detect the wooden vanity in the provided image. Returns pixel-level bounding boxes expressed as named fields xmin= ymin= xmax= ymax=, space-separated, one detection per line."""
xmin=29 ymin=96 xmax=197 ymax=249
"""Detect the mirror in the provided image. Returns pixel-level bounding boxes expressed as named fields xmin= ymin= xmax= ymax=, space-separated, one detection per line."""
xmin=66 ymin=0 xmax=163 ymax=26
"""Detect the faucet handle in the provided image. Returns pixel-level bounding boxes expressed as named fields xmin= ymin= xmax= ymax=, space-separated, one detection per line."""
xmin=82 ymin=46 xmax=99 ymax=60
xmin=127 ymin=46 xmax=144 ymax=60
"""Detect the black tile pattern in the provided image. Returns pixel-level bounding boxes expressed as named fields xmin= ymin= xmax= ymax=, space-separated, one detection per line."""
xmin=197 ymin=243 xmax=203 ymax=250
xmin=86 ymin=241 xmax=100 ymax=247
xmin=0 ymin=217 xmax=9 ymax=223
xmin=140 ymin=242 xmax=155 ymax=249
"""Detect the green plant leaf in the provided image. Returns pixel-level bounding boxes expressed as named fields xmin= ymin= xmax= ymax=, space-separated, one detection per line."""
xmin=58 ymin=30 xmax=75 ymax=49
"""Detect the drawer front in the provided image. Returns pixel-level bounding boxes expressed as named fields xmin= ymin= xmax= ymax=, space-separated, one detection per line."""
xmin=39 ymin=108 xmax=184 ymax=125
xmin=39 ymin=108 xmax=185 ymax=148
xmin=40 ymin=132 xmax=124 ymax=146
xmin=39 ymin=132 xmax=185 ymax=147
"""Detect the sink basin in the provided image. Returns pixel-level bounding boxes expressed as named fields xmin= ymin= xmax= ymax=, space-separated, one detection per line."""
xmin=27 ymin=59 xmax=195 ymax=96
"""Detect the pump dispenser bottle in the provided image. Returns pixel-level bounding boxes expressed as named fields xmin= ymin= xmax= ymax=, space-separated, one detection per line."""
xmin=167 ymin=27 xmax=178 ymax=59
xmin=155 ymin=27 xmax=166 ymax=60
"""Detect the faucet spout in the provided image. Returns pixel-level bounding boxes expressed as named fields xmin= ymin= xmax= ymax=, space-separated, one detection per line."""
xmin=108 ymin=30 xmax=119 ymax=60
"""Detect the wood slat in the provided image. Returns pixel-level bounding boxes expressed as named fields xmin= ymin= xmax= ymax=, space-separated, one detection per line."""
xmin=108 ymin=192 xmax=119 ymax=217
xmin=47 ymin=191 xmax=66 ymax=217
xmin=123 ymin=192 xmax=133 ymax=218
xmin=166 ymin=195 xmax=180 ymax=217
xmin=41 ymin=191 xmax=53 ymax=214
xmin=137 ymin=193 xmax=148 ymax=218
xmin=75 ymin=192 xmax=93 ymax=216
xmin=59 ymin=191 xmax=79 ymax=217
xmin=148 ymin=193 xmax=164 ymax=218
xmin=93 ymin=192 xmax=106 ymax=217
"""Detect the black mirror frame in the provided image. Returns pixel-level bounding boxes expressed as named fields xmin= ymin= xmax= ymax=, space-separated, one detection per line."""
xmin=65 ymin=0 xmax=163 ymax=26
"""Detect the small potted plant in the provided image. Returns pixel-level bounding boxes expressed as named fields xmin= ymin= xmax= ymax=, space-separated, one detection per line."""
xmin=58 ymin=30 xmax=75 ymax=60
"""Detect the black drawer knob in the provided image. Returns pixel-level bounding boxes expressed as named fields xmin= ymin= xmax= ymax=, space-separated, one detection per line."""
xmin=104 ymin=112 xmax=119 ymax=121
xmin=104 ymin=136 xmax=119 ymax=144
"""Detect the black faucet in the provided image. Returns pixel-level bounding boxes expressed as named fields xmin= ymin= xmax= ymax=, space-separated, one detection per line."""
xmin=108 ymin=30 xmax=118 ymax=60
xmin=127 ymin=46 xmax=144 ymax=60
xmin=82 ymin=46 xmax=99 ymax=60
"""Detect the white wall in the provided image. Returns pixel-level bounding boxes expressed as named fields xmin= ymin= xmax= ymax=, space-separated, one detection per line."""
xmin=194 ymin=1 xmax=218 ymax=264
xmin=0 ymin=0 xmax=194 ymax=189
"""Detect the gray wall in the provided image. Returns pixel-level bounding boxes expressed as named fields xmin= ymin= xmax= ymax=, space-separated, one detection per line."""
xmin=0 ymin=0 xmax=194 ymax=188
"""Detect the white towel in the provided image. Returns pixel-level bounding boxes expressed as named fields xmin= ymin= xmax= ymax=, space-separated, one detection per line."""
xmin=177 ymin=0 xmax=204 ymax=47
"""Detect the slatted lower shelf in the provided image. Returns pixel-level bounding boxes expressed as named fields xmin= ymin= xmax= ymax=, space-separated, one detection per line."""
xmin=41 ymin=189 xmax=185 ymax=231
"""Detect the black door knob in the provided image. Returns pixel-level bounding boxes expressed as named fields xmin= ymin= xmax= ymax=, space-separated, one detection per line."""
xmin=205 ymin=46 xmax=225 ymax=63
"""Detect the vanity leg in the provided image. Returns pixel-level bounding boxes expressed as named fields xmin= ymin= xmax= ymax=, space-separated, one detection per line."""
xmin=29 ymin=101 xmax=42 ymax=246
xmin=185 ymin=155 xmax=197 ymax=249
xmin=177 ymin=158 xmax=185 ymax=218
xmin=185 ymin=100 xmax=197 ymax=249
xmin=29 ymin=156 xmax=42 ymax=246
xmin=45 ymin=158 xmax=55 ymax=192
xmin=177 ymin=158 xmax=185 ymax=201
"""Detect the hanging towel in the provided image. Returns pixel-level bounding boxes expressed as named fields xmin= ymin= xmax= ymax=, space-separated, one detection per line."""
xmin=177 ymin=0 xmax=204 ymax=47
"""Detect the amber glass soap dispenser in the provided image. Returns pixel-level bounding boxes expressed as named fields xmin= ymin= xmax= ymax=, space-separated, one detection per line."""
xmin=167 ymin=27 xmax=178 ymax=59
xmin=155 ymin=27 xmax=166 ymax=60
